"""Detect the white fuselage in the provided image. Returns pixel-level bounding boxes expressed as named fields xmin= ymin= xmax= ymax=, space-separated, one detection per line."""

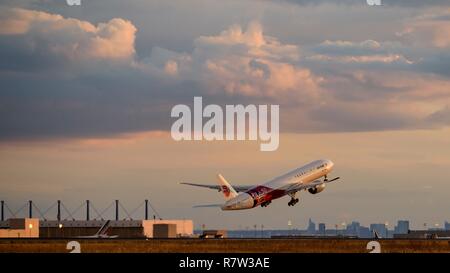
xmin=221 ymin=159 xmax=334 ymax=210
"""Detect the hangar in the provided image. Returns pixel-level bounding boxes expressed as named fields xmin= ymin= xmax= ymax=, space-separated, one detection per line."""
xmin=1 ymin=218 xmax=193 ymax=238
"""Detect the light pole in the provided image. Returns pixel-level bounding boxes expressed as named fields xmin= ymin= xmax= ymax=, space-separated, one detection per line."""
xmin=28 ymin=223 xmax=33 ymax=238
xmin=384 ymin=222 xmax=389 ymax=238
xmin=341 ymin=222 xmax=347 ymax=236
xmin=288 ymin=220 xmax=292 ymax=236
xmin=59 ymin=223 xmax=63 ymax=238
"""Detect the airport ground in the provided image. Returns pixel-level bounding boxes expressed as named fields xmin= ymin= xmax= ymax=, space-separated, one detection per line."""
xmin=0 ymin=238 xmax=449 ymax=253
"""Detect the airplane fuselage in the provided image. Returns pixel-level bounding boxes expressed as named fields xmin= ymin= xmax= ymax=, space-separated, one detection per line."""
xmin=221 ymin=159 xmax=334 ymax=210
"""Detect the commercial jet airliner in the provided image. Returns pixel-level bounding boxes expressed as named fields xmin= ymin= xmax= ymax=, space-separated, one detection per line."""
xmin=181 ymin=159 xmax=340 ymax=210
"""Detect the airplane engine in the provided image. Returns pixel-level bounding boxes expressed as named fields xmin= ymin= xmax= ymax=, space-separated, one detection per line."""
xmin=308 ymin=183 xmax=325 ymax=194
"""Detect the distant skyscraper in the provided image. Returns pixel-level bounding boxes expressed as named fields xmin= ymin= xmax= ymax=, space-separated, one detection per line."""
xmin=318 ymin=223 xmax=326 ymax=235
xmin=394 ymin=220 xmax=409 ymax=234
xmin=358 ymin=226 xmax=372 ymax=238
xmin=346 ymin=221 xmax=360 ymax=237
xmin=307 ymin=218 xmax=316 ymax=235
xmin=445 ymin=221 xmax=450 ymax=231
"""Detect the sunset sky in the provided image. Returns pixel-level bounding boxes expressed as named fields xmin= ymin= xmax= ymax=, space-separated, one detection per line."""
xmin=1 ymin=0 xmax=450 ymax=229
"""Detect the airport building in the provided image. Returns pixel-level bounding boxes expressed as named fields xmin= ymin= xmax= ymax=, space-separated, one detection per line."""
xmin=1 ymin=218 xmax=193 ymax=238
xmin=0 ymin=200 xmax=194 ymax=239
xmin=142 ymin=220 xmax=193 ymax=238
xmin=0 ymin=218 xmax=39 ymax=238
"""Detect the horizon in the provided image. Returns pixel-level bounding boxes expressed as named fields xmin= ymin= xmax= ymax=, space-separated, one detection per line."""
xmin=1 ymin=1 xmax=450 ymax=231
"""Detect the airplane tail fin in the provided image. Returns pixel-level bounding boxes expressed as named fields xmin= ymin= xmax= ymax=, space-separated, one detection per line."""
xmin=217 ymin=174 xmax=238 ymax=200
xmin=95 ymin=220 xmax=111 ymax=236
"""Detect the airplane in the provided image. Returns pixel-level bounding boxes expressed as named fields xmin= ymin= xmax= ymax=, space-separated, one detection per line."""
xmin=425 ymin=233 xmax=450 ymax=240
xmin=181 ymin=159 xmax=340 ymax=210
xmin=373 ymin=230 xmax=382 ymax=239
xmin=76 ymin=220 xmax=119 ymax=239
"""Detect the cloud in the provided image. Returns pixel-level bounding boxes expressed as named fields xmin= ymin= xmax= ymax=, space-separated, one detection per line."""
xmin=308 ymin=40 xmax=414 ymax=67
xmin=392 ymin=9 xmax=450 ymax=76
xmin=397 ymin=12 xmax=450 ymax=49
xmin=0 ymin=8 xmax=172 ymax=140
xmin=0 ymin=8 xmax=136 ymax=65
xmin=147 ymin=22 xmax=321 ymax=100
xmin=426 ymin=106 xmax=450 ymax=125
xmin=315 ymin=40 xmax=386 ymax=55
xmin=309 ymin=54 xmax=411 ymax=64
xmin=0 ymin=6 xmax=450 ymax=141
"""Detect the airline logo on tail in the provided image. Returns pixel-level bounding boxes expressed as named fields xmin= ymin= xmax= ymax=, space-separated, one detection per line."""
xmin=217 ymin=174 xmax=238 ymax=200
xmin=221 ymin=185 xmax=231 ymax=197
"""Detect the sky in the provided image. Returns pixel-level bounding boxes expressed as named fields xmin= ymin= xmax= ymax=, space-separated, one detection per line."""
xmin=0 ymin=0 xmax=450 ymax=230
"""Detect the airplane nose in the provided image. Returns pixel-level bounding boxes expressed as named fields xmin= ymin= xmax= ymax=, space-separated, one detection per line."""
xmin=325 ymin=159 xmax=334 ymax=171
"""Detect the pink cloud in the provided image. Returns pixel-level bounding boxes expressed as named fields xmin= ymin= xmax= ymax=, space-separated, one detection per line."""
xmin=148 ymin=22 xmax=321 ymax=99
xmin=0 ymin=8 xmax=136 ymax=60
xmin=397 ymin=9 xmax=450 ymax=48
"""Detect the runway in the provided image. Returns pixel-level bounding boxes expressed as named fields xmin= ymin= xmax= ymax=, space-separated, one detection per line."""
xmin=0 ymin=238 xmax=449 ymax=253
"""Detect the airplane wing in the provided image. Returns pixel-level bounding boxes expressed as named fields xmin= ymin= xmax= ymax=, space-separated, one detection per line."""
xmin=193 ymin=204 xmax=223 ymax=208
xmin=287 ymin=177 xmax=340 ymax=193
xmin=181 ymin=182 xmax=253 ymax=192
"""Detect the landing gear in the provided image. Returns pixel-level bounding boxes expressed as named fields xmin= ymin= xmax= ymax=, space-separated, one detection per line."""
xmin=287 ymin=192 xmax=299 ymax=206
xmin=324 ymin=175 xmax=328 ymax=182
xmin=261 ymin=201 xmax=271 ymax=207
xmin=288 ymin=198 xmax=299 ymax=206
